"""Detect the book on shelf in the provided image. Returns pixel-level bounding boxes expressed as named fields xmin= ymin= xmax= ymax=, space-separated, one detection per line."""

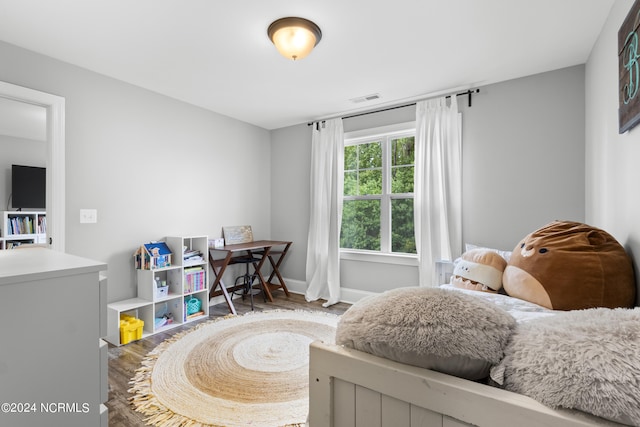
xmin=7 ymin=216 xmax=38 ymax=235
xmin=186 ymin=311 xmax=204 ymax=320
xmin=7 ymin=241 xmax=26 ymax=249
xmin=183 ymin=266 xmax=205 ymax=293
xmin=183 ymin=249 xmax=200 ymax=257
xmin=37 ymin=216 xmax=47 ymax=234
xmin=183 ymin=249 xmax=204 ymax=265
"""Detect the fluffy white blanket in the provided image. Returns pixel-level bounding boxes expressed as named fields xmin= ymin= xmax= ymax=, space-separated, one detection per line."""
xmin=491 ymin=307 xmax=640 ymax=426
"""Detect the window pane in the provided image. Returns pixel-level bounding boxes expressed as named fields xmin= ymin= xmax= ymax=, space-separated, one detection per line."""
xmin=358 ymin=141 xmax=382 ymax=169
xmin=341 ymin=199 xmax=381 ymax=251
xmin=391 ymin=137 xmax=414 ymax=166
xmin=359 ymin=169 xmax=382 ymax=195
xmin=391 ymin=198 xmax=416 ymax=254
xmin=344 ymin=171 xmax=358 ymax=196
xmin=344 ymin=145 xmax=357 ymax=170
xmin=391 ymin=165 xmax=414 ymax=193
xmin=342 ymin=131 xmax=416 ymax=255
xmin=391 ymin=137 xmax=414 ymax=193
xmin=343 ymin=169 xmax=382 ymax=196
xmin=344 ymin=142 xmax=382 ymax=196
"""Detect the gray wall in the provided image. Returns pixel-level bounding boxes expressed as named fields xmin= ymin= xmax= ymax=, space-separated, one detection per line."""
xmin=0 ymin=40 xmax=271 ymax=303
xmin=269 ymin=124 xmax=311 ymax=281
xmin=271 ymin=65 xmax=586 ymax=294
xmin=585 ymin=0 xmax=640 ymax=304
xmin=462 ymin=65 xmax=585 ymax=248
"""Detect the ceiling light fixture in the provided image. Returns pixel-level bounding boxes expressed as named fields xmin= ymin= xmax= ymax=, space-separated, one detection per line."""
xmin=267 ymin=17 xmax=322 ymax=61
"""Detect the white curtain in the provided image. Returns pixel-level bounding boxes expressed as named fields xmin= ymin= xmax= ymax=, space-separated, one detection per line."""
xmin=414 ymin=96 xmax=462 ymax=286
xmin=305 ymin=118 xmax=344 ymax=306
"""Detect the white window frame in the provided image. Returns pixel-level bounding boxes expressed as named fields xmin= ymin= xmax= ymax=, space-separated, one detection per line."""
xmin=341 ymin=121 xmax=418 ymax=266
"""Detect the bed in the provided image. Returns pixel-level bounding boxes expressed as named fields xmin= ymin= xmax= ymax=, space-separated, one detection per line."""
xmin=308 ymin=280 xmax=639 ymax=427
xmin=308 ymin=222 xmax=640 ymax=427
xmin=308 ymin=340 xmax=624 ymax=427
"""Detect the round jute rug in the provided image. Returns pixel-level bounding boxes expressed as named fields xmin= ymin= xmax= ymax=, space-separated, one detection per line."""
xmin=129 ymin=310 xmax=339 ymax=427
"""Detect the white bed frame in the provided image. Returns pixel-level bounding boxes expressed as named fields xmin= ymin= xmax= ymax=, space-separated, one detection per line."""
xmin=308 ymin=340 xmax=623 ymax=427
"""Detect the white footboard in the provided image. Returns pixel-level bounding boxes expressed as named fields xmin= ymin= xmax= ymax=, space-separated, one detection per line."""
xmin=308 ymin=341 xmax=622 ymax=427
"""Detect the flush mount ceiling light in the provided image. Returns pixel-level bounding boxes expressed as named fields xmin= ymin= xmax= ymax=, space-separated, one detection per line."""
xmin=267 ymin=17 xmax=322 ymax=61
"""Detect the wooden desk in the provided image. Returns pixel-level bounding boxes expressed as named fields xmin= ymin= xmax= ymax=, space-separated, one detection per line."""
xmin=208 ymin=240 xmax=292 ymax=314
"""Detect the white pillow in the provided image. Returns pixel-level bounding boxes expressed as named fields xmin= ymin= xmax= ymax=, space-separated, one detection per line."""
xmin=336 ymin=287 xmax=516 ymax=380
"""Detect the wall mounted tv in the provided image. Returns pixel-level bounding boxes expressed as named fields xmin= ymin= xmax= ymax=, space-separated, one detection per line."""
xmin=11 ymin=164 xmax=46 ymax=210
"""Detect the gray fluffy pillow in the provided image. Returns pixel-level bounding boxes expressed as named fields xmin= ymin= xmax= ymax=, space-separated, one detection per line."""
xmin=335 ymin=287 xmax=516 ymax=380
xmin=491 ymin=308 xmax=640 ymax=426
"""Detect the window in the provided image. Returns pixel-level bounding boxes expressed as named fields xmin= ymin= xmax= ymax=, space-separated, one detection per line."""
xmin=341 ymin=123 xmax=416 ymax=256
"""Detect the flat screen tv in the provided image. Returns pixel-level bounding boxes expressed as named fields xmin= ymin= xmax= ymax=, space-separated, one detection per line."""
xmin=11 ymin=164 xmax=46 ymax=210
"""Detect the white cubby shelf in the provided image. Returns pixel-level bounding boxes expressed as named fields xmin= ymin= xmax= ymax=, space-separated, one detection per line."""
xmin=105 ymin=235 xmax=209 ymax=346
xmin=1 ymin=211 xmax=47 ymax=250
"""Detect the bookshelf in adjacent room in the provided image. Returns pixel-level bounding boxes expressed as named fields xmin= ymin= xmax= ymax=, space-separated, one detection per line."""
xmin=0 ymin=211 xmax=47 ymax=250
xmin=104 ymin=235 xmax=209 ymax=346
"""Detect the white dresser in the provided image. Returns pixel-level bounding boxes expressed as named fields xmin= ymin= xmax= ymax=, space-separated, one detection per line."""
xmin=0 ymin=248 xmax=108 ymax=427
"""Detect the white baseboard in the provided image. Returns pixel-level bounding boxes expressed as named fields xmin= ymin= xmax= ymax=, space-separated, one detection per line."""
xmin=282 ymin=278 xmax=376 ymax=305
xmin=209 ymin=278 xmax=376 ymax=307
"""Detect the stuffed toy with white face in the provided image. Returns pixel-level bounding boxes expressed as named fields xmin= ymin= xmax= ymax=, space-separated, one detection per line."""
xmin=451 ymin=248 xmax=507 ymax=293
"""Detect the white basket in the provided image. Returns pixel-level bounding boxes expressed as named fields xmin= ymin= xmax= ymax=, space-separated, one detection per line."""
xmin=155 ymin=286 xmax=169 ymax=299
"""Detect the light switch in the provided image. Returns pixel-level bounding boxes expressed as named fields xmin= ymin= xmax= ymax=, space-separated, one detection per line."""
xmin=80 ymin=209 xmax=97 ymax=223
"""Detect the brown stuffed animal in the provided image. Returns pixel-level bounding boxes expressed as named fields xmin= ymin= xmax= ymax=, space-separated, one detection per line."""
xmin=503 ymin=220 xmax=636 ymax=310
xmin=451 ymin=248 xmax=507 ymax=293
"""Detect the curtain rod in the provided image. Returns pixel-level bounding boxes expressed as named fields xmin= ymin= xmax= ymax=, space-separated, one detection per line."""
xmin=307 ymin=88 xmax=479 ymax=127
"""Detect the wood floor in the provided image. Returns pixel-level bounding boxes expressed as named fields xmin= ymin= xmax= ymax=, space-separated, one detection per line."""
xmin=106 ymin=291 xmax=351 ymax=427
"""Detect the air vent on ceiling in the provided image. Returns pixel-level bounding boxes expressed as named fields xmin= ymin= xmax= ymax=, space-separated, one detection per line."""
xmin=349 ymin=93 xmax=381 ymax=103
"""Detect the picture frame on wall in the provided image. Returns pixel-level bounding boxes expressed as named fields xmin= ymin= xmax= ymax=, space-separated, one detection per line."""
xmin=619 ymin=0 xmax=640 ymax=133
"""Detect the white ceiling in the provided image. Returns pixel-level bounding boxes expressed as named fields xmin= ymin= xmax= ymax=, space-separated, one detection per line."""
xmin=0 ymin=0 xmax=615 ymax=130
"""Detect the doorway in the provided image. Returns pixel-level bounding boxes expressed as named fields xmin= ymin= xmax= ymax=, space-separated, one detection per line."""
xmin=0 ymin=81 xmax=65 ymax=251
